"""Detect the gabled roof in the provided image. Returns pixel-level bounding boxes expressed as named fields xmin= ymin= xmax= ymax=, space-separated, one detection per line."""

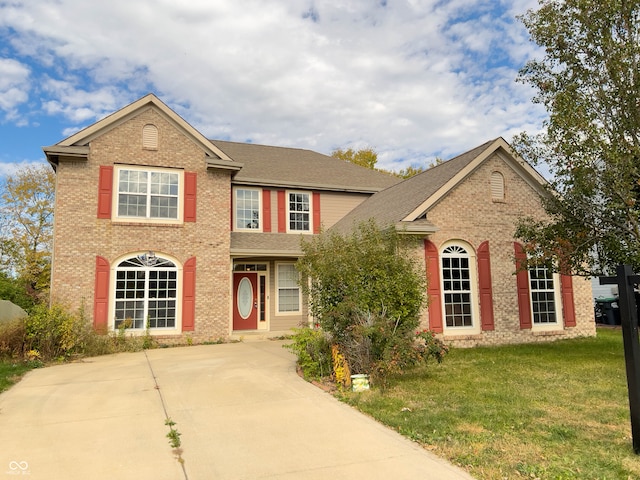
xmin=212 ymin=140 xmax=400 ymax=193
xmin=331 ymin=137 xmax=548 ymax=235
xmin=43 ymin=94 xmax=241 ymax=173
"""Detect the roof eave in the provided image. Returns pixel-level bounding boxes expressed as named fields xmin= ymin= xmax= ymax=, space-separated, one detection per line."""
xmin=232 ymin=177 xmax=387 ymax=193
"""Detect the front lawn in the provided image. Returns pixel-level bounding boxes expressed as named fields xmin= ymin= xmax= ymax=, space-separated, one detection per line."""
xmin=340 ymin=328 xmax=640 ymax=479
xmin=0 ymin=360 xmax=36 ymax=394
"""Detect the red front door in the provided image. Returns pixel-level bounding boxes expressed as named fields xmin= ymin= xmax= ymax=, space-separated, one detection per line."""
xmin=233 ymin=272 xmax=258 ymax=330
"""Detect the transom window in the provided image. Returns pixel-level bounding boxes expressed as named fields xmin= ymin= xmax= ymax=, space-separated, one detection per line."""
xmin=235 ymin=188 xmax=261 ymax=230
xmin=529 ymin=265 xmax=557 ymax=324
xmin=114 ymin=254 xmax=177 ymax=329
xmin=441 ymin=245 xmax=473 ymax=328
xmin=277 ymin=263 xmax=301 ymax=313
xmin=288 ymin=192 xmax=310 ymax=232
xmin=117 ymin=167 xmax=180 ymax=220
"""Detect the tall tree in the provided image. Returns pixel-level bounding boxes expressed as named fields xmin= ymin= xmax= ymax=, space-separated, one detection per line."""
xmin=332 ymin=147 xmax=426 ymax=178
xmin=331 ymin=147 xmax=379 ymax=169
xmin=513 ymin=0 xmax=640 ymax=275
xmin=0 ymin=164 xmax=55 ymax=300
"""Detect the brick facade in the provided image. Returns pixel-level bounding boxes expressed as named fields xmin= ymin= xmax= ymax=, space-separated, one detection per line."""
xmin=418 ymin=152 xmax=595 ymax=346
xmin=51 ymin=107 xmax=232 ymax=342
xmin=48 ymin=95 xmax=595 ymax=347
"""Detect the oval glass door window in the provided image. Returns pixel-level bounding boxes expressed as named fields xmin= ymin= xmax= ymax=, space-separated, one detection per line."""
xmin=237 ymin=277 xmax=253 ymax=319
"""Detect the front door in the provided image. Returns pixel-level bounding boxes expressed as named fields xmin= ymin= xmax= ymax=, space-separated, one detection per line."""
xmin=233 ymin=272 xmax=258 ymax=330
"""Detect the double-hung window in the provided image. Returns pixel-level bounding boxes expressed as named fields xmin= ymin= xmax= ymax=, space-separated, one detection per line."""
xmin=287 ymin=191 xmax=311 ymax=232
xmin=235 ymin=188 xmax=261 ymax=230
xmin=117 ymin=167 xmax=180 ymax=220
xmin=277 ymin=263 xmax=301 ymax=313
xmin=529 ymin=264 xmax=558 ymax=324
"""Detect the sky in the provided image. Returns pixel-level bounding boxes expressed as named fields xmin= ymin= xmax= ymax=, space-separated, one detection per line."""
xmin=0 ymin=0 xmax=547 ymax=178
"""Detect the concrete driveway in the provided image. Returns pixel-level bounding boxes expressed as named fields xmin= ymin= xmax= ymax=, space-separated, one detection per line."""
xmin=0 ymin=340 xmax=474 ymax=479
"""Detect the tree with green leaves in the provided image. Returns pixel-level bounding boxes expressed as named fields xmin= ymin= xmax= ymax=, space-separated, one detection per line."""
xmin=331 ymin=147 xmax=379 ymax=169
xmin=332 ymin=147 xmax=426 ymax=178
xmin=513 ymin=0 xmax=640 ymax=275
xmin=0 ymin=164 xmax=55 ymax=301
xmin=295 ymin=221 xmax=446 ymax=384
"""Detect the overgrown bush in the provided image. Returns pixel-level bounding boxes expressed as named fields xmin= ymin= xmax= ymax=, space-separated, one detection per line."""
xmin=295 ymin=221 xmax=447 ymax=387
xmin=341 ymin=310 xmax=448 ymax=388
xmin=298 ymin=221 xmax=426 ymax=343
xmin=0 ymin=304 xmax=158 ymax=362
xmin=283 ymin=327 xmax=332 ymax=380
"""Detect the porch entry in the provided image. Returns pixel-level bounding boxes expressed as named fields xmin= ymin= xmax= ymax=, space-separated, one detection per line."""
xmin=233 ymin=264 xmax=267 ymax=331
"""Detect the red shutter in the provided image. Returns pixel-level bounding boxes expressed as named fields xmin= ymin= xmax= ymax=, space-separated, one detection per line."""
xmin=477 ymin=241 xmax=495 ymax=331
xmin=313 ymin=192 xmax=321 ymax=234
xmin=514 ymin=242 xmax=532 ymax=329
xmin=182 ymin=257 xmax=196 ymax=332
xmin=425 ymin=240 xmax=443 ymax=333
xmin=277 ymin=190 xmax=286 ymax=233
xmin=263 ymin=189 xmax=272 ymax=233
xmin=561 ymin=274 xmax=577 ymax=327
xmin=93 ymin=256 xmax=110 ymax=332
xmin=184 ymin=171 xmax=197 ymax=222
xmin=97 ymin=166 xmax=113 ymax=219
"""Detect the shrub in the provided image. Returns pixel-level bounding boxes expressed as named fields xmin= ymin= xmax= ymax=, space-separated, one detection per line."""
xmin=0 ymin=318 xmax=27 ymax=358
xmin=297 ymin=221 xmax=426 ymax=343
xmin=283 ymin=327 xmax=332 ymax=380
xmin=295 ymin=221 xmax=445 ymax=386
xmin=0 ymin=304 xmax=159 ymax=362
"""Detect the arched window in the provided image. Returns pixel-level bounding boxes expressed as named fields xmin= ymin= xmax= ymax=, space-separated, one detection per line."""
xmin=114 ymin=253 xmax=177 ymax=329
xmin=441 ymin=244 xmax=474 ymax=328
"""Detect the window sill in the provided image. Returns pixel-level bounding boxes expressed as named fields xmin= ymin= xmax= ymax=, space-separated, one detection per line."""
xmin=111 ymin=221 xmax=184 ymax=228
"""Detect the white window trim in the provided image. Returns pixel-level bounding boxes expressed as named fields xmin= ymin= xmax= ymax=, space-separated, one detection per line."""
xmin=108 ymin=252 xmax=183 ymax=335
xmin=530 ymin=270 xmax=563 ymax=332
xmin=285 ymin=190 xmax=313 ymax=234
xmin=233 ymin=187 xmax=262 ymax=232
xmin=439 ymin=241 xmax=481 ymax=336
xmin=276 ymin=262 xmax=302 ymax=315
xmin=112 ymin=165 xmax=184 ymax=224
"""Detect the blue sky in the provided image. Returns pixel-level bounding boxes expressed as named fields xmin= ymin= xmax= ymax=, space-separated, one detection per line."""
xmin=0 ymin=0 xmax=546 ymax=177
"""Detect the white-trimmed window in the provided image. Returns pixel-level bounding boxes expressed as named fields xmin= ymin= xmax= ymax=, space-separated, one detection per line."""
xmin=235 ymin=188 xmax=261 ymax=230
xmin=529 ymin=264 xmax=558 ymax=325
xmin=287 ymin=191 xmax=311 ymax=232
xmin=277 ymin=263 xmax=301 ymax=313
xmin=441 ymin=244 xmax=476 ymax=329
xmin=114 ymin=254 xmax=177 ymax=330
xmin=116 ymin=166 xmax=180 ymax=220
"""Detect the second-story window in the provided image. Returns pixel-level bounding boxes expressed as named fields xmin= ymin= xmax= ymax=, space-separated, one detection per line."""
xmin=117 ymin=167 xmax=180 ymax=220
xmin=288 ymin=191 xmax=310 ymax=232
xmin=235 ymin=188 xmax=261 ymax=230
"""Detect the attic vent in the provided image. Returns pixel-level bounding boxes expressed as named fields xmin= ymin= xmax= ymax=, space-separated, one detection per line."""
xmin=491 ymin=171 xmax=504 ymax=201
xmin=142 ymin=124 xmax=158 ymax=149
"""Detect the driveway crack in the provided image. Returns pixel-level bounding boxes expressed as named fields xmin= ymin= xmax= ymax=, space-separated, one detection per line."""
xmin=144 ymin=351 xmax=189 ymax=480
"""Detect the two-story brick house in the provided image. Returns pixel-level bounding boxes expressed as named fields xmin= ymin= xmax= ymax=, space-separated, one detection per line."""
xmin=44 ymin=94 xmax=595 ymax=346
xmin=44 ymin=94 xmax=398 ymax=342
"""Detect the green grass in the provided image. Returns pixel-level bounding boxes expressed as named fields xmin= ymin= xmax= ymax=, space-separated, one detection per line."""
xmin=340 ymin=328 xmax=640 ymax=480
xmin=0 ymin=360 xmax=37 ymax=394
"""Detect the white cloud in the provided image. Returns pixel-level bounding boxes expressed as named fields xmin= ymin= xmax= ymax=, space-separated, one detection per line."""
xmin=0 ymin=0 xmax=548 ymax=171
xmin=0 ymin=58 xmax=30 ymax=120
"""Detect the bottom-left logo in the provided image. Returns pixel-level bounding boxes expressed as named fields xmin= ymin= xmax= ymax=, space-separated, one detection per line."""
xmin=6 ymin=461 xmax=29 ymax=476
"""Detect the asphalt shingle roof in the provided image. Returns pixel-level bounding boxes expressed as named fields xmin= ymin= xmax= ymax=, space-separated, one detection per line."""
xmin=331 ymin=139 xmax=498 ymax=234
xmin=211 ymin=140 xmax=401 ymax=192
